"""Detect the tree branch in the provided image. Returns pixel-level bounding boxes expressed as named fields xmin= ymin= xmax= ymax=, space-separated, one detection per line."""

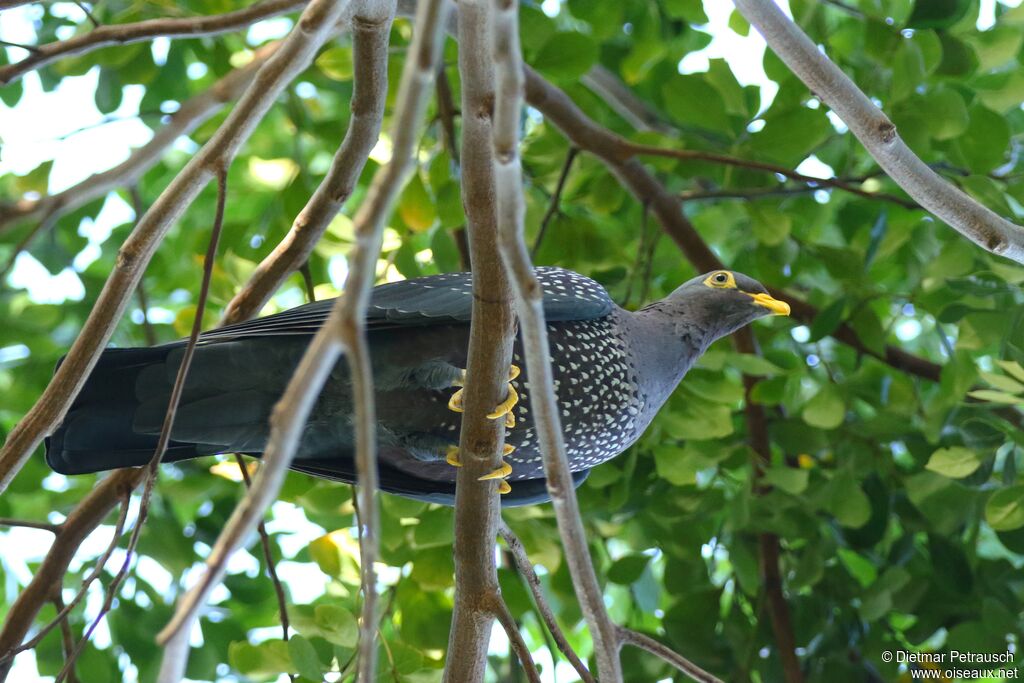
xmin=498 ymin=522 xmax=596 ymax=683
xmin=520 ymin=66 xmax=946 ymax=384
xmin=441 ymin=0 xmax=517 ymax=679
xmin=0 ymin=42 xmax=276 ymax=235
xmin=491 ymin=4 xmax=622 ymax=680
xmin=0 ymin=0 xmax=352 ymax=495
xmin=222 ymin=2 xmax=394 ymax=324
xmin=0 ymin=469 xmax=142 ymax=680
xmin=733 ymin=0 xmax=1024 ymax=263
xmin=154 ymin=7 xmax=446 ymax=683
xmin=489 ymin=594 xmax=542 ymax=683
xmin=617 ymin=626 xmax=725 ymax=683
xmin=0 ymin=0 xmax=308 ymax=85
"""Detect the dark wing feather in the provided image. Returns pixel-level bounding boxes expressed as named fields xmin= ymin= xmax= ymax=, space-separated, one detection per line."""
xmin=199 ymin=267 xmax=613 ymax=341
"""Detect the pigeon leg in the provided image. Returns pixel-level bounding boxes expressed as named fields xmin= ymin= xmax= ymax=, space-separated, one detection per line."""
xmin=448 ymin=365 xmax=520 ymax=429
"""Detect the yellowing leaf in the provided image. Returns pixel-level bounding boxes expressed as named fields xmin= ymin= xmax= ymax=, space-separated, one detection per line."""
xmin=397 ymin=173 xmax=436 ymax=232
xmin=980 ymin=371 xmax=1024 ymax=394
xmin=308 ymin=534 xmax=343 ymax=577
xmin=925 ymin=447 xmax=982 ymax=479
xmin=967 ymin=389 xmax=1024 ymax=405
xmin=996 ymin=360 xmax=1024 ymax=384
xmin=985 ymin=485 xmax=1024 ymax=531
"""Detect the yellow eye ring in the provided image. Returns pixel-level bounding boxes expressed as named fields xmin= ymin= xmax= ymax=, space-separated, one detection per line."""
xmin=703 ymin=271 xmax=736 ymax=289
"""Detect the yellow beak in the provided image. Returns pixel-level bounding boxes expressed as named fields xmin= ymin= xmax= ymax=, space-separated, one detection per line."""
xmin=748 ymin=291 xmax=790 ymax=316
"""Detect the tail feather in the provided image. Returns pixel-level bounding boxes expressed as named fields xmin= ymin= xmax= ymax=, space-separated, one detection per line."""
xmin=47 ymin=345 xmax=204 ymax=475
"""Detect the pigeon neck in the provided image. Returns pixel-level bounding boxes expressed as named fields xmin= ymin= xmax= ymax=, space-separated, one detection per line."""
xmin=625 ymin=304 xmax=711 ymax=417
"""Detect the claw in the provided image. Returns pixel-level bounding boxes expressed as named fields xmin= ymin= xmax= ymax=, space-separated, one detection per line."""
xmin=446 ymin=445 xmax=461 ymax=467
xmin=478 ymin=461 xmax=513 ymax=481
xmin=503 ymin=443 xmax=515 ymax=456
xmin=448 ymin=387 xmax=464 ymax=413
xmin=498 ymin=480 xmax=511 ymax=495
xmin=487 ymin=384 xmax=519 ymax=420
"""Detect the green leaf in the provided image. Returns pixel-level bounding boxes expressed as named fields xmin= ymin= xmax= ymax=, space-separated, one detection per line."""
xmin=229 ymin=640 xmax=295 ymax=677
xmin=985 ymin=485 xmax=1024 ymax=531
xmin=533 ymin=32 xmax=598 ymax=81
xmin=763 ymin=466 xmax=809 ymax=495
xmin=925 ymin=447 xmax=983 ymax=478
xmin=662 ymin=75 xmax=731 ymax=135
xmin=954 ymin=105 xmax=1010 ymax=174
xmin=830 ymin=474 xmax=871 ymax=528
xmin=607 ymin=554 xmax=651 ymax=584
xmin=748 ymin=106 xmax=832 ymax=165
xmin=801 ymin=385 xmax=846 ymax=430
xmin=906 ymin=0 xmax=971 ymax=29
xmin=288 ymin=635 xmax=325 ymax=681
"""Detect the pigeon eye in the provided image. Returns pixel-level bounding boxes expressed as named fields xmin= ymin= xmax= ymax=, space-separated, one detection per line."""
xmin=704 ymin=271 xmax=735 ymax=288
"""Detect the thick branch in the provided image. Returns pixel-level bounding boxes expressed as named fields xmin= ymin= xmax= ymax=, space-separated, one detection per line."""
xmin=441 ymin=1 xmax=517 ymax=680
xmin=0 ymin=469 xmax=142 ymax=678
xmin=491 ymin=5 xmax=622 ymax=681
xmin=222 ymin=4 xmax=393 ymax=324
xmin=0 ymin=0 xmax=307 ymax=85
xmin=0 ymin=0 xmax=352 ymax=495
xmin=733 ymin=0 xmax=1024 ymax=263
xmin=0 ymin=43 xmax=276 ymax=234
xmin=154 ymin=7 xmax=445 ymax=683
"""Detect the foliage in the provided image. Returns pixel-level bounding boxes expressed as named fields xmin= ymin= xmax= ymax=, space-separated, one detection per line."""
xmin=2 ymin=0 xmax=1024 ymax=681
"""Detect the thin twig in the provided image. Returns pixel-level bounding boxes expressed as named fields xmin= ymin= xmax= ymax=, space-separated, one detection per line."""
xmin=222 ymin=2 xmax=394 ymax=324
xmin=498 ymin=523 xmax=596 ymax=683
xmin=0 ymin=518 xmax=61 ymax=534
xmin=490 ymin=2 xmax=622 ymax=680
xmin=234 ymin=455 xmax=291 ymax=642
xmin=490 ymin=595 xmax=542 ymax=683
xmin=72 ymin=1 xmax=101 ymax=28
xmin=734 ymin=0 xmax=1024 ymax=262
xmin=51 ymin=592 xmax=79 ymax=683
xmin=531 ymin=146 xmax=578 ymax=257
xmin=298 ymin=263 xmax=317 ymax=304
xmin=0 ymin=0 xmax=308 ymax=85
xmin=617 ymin=626 xmax=725 ymax=683
xmin=626 ymin=143 xmax=917 ymax=209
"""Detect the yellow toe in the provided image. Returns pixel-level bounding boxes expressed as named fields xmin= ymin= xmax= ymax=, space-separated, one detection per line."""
xmin=448 ymin=387 xmax=465 ymax=413
xmin=478 ymin=461 xmax=513 ymax=481
xmin=445 ymin=446 xmax=461 ymax=467
xmin=498 ymin=480 xmax=511 ymax=495
xmin=487 ymin=385 xmax=519 ymax=420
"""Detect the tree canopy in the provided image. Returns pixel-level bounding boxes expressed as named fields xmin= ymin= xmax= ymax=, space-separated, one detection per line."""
xmin=1 ymin=0 xmax=1024 ymax=682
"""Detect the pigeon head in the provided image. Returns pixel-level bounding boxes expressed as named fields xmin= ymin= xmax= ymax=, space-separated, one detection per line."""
xmin=654 ymin=269 xmax=790 ymax=345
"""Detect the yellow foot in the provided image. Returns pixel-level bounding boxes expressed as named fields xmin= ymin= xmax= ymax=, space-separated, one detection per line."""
xmin=448 ymin=365 xmax=520 ymax=430
xmin=446 ymin=445 xmax=461 ymax=467
xmin=498 ymin=481 xmax=511 ymax=495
